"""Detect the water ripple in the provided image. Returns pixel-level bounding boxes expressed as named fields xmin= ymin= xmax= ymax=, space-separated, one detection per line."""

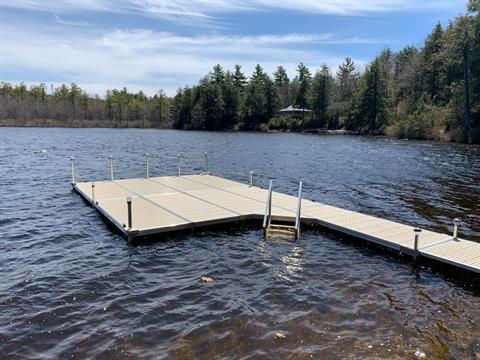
xmin=0 ymin=128 xmax=479 ymax=359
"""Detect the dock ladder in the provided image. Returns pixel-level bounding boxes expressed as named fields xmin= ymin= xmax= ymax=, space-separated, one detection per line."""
xmin=263 ymin=180 xmax=303 ymax=240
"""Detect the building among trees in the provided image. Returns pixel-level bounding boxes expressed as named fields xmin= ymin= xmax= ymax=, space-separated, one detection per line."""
xmin=278 ymin=106 xmax=312 ymax=119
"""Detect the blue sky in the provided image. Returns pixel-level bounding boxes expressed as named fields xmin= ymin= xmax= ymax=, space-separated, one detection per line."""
xmin=0 ymin=0 xmax=468 ymax=96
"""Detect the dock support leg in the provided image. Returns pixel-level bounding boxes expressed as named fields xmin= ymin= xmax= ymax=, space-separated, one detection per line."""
xmin=145 ymin=153 xmax=150 ymax=179
xmin=125 ymin=197 xmax=134 ymax=244
xmin=204 ymin=152 xmax=209 ymax=175
xmin=70 ymin=156 xmax=75 ymax=184
xmin=262 ymin=180 xmax=273 ymax=238
xmin=294 ymin=181 xmax=303 ymax=240
xmin=127 ymin=234 xmax=133 ymax=244
xmin=109 ymin=155 xmax=114 ymax=181
xmin=177 ymin=154 xmax=181 ymax=176
xmin=91 ymin=183 xmax=96 ymax=203
xmin=413 ymin=228 xmax=422 ymax=261
xmin=453 ymin=218 xmax=460 ymax=240
xmin=127 ymin=197 xmax=133 ymax=229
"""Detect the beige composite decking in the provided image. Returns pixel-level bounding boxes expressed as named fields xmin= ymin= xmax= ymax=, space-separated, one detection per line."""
xmin=73 ymin=174 xmax=480 ymax=274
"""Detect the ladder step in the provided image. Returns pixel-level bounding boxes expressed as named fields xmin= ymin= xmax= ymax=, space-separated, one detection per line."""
xmin=268 ymin=233 xmax=295 ymax=239
xmin=268 ymin=230 xmax=295 ymax=236
xmin=266 ymin=223 xmax=297 ymax=239
xmin=269 ymin=224 xmax=295 ymax=230
xmin=268 ymin=227 xmax=295 ymax=233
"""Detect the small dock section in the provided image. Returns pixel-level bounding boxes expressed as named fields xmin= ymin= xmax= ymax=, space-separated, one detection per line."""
xmin=73 ymin=173 xmax=480 ymax=274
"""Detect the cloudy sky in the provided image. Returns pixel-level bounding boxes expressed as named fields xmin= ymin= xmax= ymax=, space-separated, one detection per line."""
xmin=0 ymin=0 xmax=468 ymax=96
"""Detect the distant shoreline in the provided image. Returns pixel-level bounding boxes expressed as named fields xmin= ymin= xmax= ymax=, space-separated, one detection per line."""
xmin=3 ymin=120 xmax=480 ymax=145
xmin=0 ymin=120 xmax=354 ymax=135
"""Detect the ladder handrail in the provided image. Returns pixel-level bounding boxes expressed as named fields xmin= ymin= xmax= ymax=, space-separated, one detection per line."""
xmin=263 ymin=180 xmax=273 ymax=231
xmin=295 ymin=181 xmax=303 ymax=239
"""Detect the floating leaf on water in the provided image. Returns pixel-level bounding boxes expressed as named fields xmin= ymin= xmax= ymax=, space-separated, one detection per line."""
xmin=414 ymin=350 xmax=426 ymax=358
xmin=201 ymin=276 xmax=213 ymax=283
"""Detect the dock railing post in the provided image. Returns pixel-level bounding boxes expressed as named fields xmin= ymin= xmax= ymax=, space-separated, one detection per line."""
xmin=127 ymin=197 xmax=132 ymax=229
xmin=413 ymin=228 xmax=422 ymax=260
xmin=263 ymin=180 xmax=273 ymax=238
xmin=91 ymin=183 xmax=96 ymax=203
xmin=268 ymin=184 xmax=272 ymax=227
xmin=177 ymin=154 xmax=181 ymax=176
xmin=204 ymin=152 xmax=209 ymax=175
xmin=70 ymin=156 xmax=75 ymax=184
xmin=109 ymin=155 xmax=114 ymax=181
xmin=145 ymin=153 xmax=150 ymax=179
xmin=295 ymin=181 xmax=303 ymax=240
xmin=453 ymin=218 xmax=460 ymax=240
xmin=249 ymin=171 xmax=254 ymax=187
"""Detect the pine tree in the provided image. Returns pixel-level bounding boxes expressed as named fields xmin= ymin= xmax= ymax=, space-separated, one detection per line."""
xmin=172 ymin=88 xmax=185 ymax=129
xmin=211 ymin=64 xmax=225 ymax=85
xmin=311 ymin=64 xmax=333 ymax=128
xmin=422 ymin=23 xmax=445 ymax=102
xmin=154 ymin=90 xmax=167 ymax=127
xmin=337 ymin=57 xmax=357 ymax=102
xmin=350 ymin=59 xmax=392 ymax=133
xmin=222 ymin=72 xmax=239 ymax=128
xmin=273 ymin=66 xmax=290 ymax=107
xmin=394 ymin=46 xmax=422 ymax=108
xmin=468 ymin=0 xmax=480 ymax=12
xmin=295 ymin=63 xmax=312 ymax=122
xmin=233 ymin=64 xmax=247 ymax=90
xmin=265 ymin=76 xmax=281 ymax=121
xmin=243 ymin=64 xmax=268 ymax=128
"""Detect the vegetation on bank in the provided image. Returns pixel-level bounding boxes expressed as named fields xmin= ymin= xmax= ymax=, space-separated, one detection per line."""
xmin=0 ymin=0 xmax=479 ymax=142
xmin=0 ymin=84 xmax=170 ymax=128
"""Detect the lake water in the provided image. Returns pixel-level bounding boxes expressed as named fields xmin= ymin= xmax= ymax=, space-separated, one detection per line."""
xmin=0 ymin=128 xmax=479 ymax=359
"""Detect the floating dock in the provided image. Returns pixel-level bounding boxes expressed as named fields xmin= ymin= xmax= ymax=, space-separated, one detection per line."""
xmin=71 ymin=159 xmax=480 ymax=274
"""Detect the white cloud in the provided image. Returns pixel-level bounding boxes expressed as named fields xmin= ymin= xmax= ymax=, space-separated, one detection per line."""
xmin=96 ymin=29 xmax=383 ymax=50
xmin=53 ymin=13 xmax=91 ymax=27
xmin=0 ymin=0 xmax=464 ymax=22
xmin=0 ymin=22 xmax=369 ymax=96
xmin=3 ymin=0 xmax=458 ymax=96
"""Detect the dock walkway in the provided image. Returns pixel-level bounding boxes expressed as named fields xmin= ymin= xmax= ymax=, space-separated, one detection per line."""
xmin=73 ymin=174 xmax=480 ymax=274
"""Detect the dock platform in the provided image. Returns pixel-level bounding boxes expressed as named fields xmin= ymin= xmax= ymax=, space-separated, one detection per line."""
xmin=73 ymin=173 xmax=480 ymax=274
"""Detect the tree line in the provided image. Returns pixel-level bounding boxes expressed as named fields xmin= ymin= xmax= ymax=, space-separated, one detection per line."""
xmin=172 ymin=1 xmax=480 ymax=142
xmin=0 ymin=0 xmax=478 ymax=142
xmin=0 ymin=83 xmax=171 ymax=128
